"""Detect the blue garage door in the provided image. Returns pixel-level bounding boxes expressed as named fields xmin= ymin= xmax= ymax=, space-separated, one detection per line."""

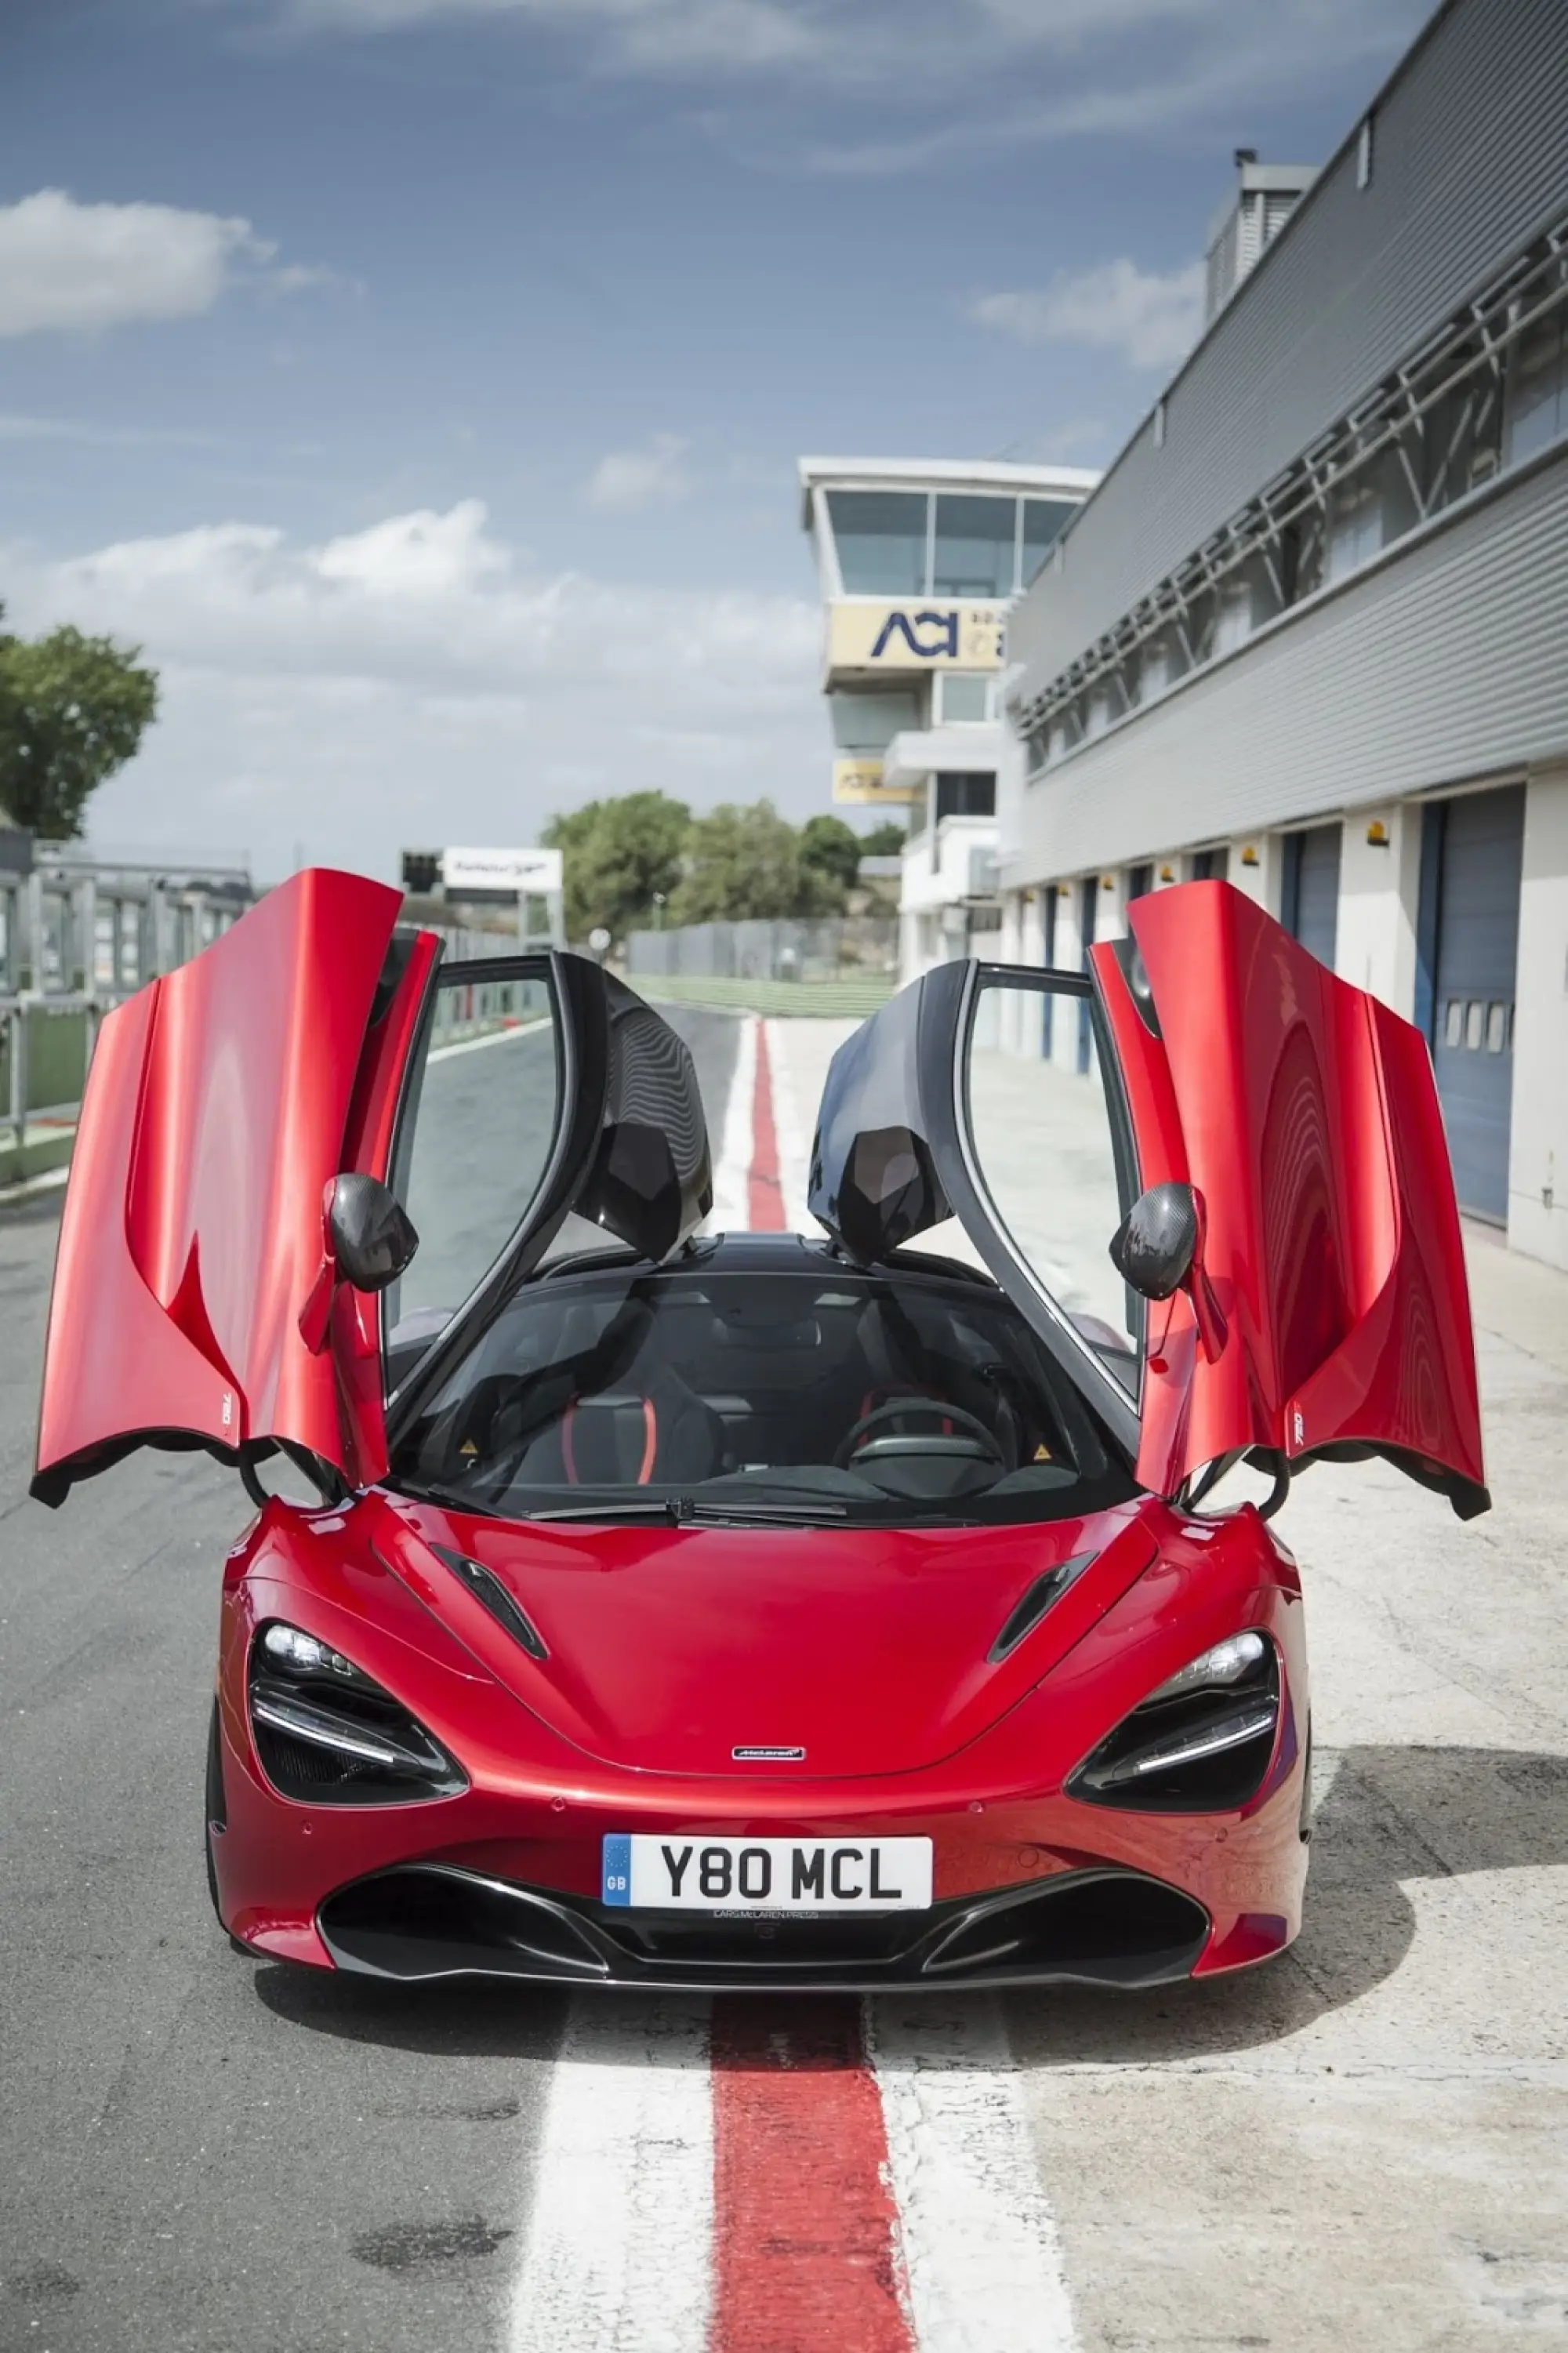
xmin=1282 ymin=823 xmax=1341 ymax=969
xmin=1418 ymin=784 xmax=1525 ymax=1224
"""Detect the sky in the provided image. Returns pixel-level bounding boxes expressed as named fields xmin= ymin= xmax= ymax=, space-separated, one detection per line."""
xmin=0 ymin=0 xmax=1433 ymax=882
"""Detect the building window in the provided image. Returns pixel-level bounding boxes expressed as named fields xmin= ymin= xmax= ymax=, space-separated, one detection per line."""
xmin=829 ymin=686 xmax=921 ymax=750
xmin=1127 ymin=862 xmax=1154 ymax=903
xmin=1153 ymin=400 xmax=1167 ymax=449
xmin=932 ymin=495 xmax=1016 ymax=597
xmin=934 ymin=772 xmax=996 ymax=822
xmin=1326 ymin=478 xmax=1383 ymax=581
xmin=1506 ymin=309 xmax=1568 ymax=469
xmin=1214 ymin=582 xmax=1254 ymax=656
xmin=826 ymin=490 xmax=928 ymax=596
xmin=1356 ymin=114 xmax=1375 ymax=191
xmin=937 ymin=672 xmax=993 ymax=724
xmin=1021 ymin=499 xmax=1076 ymax=586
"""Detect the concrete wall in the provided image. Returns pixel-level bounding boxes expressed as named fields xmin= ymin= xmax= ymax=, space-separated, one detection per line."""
xmin=1509 ymin=767 xmax=1568 ymax=1268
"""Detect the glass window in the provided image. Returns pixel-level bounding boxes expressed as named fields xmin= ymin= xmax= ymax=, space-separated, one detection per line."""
xmin=1507 ymin=314 xmax=1567 ymax=468
xmin=1022 ymin=499 xmax=1076 ymax=586
xmin=829 ymin=688 xmax=920 ymax=751
xmin=826 ymin=491 xmax=929 ymax=596
xmin=934 ymin=772 xmax=996 ymax=822
xmin=964 ymin=975 xmax=1139 ymax=1395
xmin=1486 ymin=1001 xmax=1508 ymax=1053
xmin=1465 ymin=1000 xmax=1485 ymax=1050
xmin=392 ymin=1261 xmax=1128 ymax=1527
xmin=1327 ymin=480 xmax=1383 ymax=582
xmin=932 ymin=495 xmax=1015 ymax=598
xmin=387 ymin=967 xmax=561 ymax=1374
xmin=1444 ymin=999 xmax=1463 ymax=1048
xmin=938 ymin=672 xmax=992 ymax=724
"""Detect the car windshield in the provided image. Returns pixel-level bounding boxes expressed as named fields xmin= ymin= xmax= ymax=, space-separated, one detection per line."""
xmin=390 ymin=1253 xmax=1134 ymax=1527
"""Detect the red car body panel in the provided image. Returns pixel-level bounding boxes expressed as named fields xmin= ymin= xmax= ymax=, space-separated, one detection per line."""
xmin=34 ymin=870 xmax=408 ymax=1501
xmin=1094 ymin=881 xmax=1485 ymax=1505
xmin=209 ymin=1488 xmax=1308 ymax=1979
xmin=31 ymin=874 xmax=1490 ymax=1988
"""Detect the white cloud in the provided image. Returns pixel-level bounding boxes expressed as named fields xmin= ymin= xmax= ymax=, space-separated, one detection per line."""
xmin=0 ymin=500 xmax=822 ymax=878
xmin=0 ymin=189 xmax=318 ymax=337
xmin=267 ymin=0 xmax=1428 ymax=152
xmin=972 ymin=259 xmax=1205 ymax=371
xmin=586 ymin=434 xmax=694 ymax=510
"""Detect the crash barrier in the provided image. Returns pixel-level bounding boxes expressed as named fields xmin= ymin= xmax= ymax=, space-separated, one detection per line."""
xmin=625 ymin=916 xmax=897 ymax=1015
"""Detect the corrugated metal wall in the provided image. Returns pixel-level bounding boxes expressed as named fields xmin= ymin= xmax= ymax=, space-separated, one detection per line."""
xmin=1000 ymin=448 xmax=1568 ymax=884
xmin=1008 ymin=0 xmax=1568 ymax=688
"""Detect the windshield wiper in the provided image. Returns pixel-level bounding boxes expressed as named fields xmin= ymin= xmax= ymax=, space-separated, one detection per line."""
xmin=678 ymin=1497 xmax=851 ymax=1525
xmin=524 ymin=1499 xmax=679 ymax=1522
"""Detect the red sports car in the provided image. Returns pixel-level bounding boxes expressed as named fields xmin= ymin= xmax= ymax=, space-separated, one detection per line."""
xmin=32 ymin=870 xmax=1487 ymax=1990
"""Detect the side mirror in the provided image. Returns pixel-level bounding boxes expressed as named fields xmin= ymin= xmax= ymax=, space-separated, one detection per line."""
xmin=1109 ymin=1180 xmax=1199 ymax=1300
xmin=327 ymin=1172 xmax=419 ymax=1293
xmin=298 ymin=1175 xmax=419 ymax=1353
xmin=1110 ymin=1179 xmax=1228 ymax=1363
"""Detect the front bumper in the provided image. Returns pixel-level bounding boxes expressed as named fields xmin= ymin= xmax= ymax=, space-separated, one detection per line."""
xmin=316 ymin=1860 xmax=1210 ymax=1992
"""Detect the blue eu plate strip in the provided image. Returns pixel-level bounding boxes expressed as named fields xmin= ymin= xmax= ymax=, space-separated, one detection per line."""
xmin=601 ymin=1833 xmax=632 ymax=1906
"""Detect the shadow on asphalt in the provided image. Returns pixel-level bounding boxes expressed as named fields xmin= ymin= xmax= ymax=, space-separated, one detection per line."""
xmin=249 ymin=1745 xmax=1566 ymax=2063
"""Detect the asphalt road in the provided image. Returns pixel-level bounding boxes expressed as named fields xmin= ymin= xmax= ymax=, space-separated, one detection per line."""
xmin=0 ymin=1004 xmax=739 ymax=2353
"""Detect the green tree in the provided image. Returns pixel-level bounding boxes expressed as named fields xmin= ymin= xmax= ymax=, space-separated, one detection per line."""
xmin=858 ymin=819 xmax=907 ymax=857
xmin=541 ymin=789 xmax=690 ymax=943
xmin=798 ymin=813 xmax=863 ymax=895
xmin=0 ymin=619 xmax=159 ymax=839
xmin=671 ymin=799 xmax=844 ymax=924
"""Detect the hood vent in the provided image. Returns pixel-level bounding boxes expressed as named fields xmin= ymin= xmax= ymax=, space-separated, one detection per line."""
xmin=987 ymin=1552 xmax=1095 ymax=1662
xmin=431 ymin=1542 xmax=549 ymax=1660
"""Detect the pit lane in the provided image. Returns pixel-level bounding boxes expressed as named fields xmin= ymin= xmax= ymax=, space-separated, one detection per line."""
xmin=2 ymin=1005 xmax=1566 ymax=2353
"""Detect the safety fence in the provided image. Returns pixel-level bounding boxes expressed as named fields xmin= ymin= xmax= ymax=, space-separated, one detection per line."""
xmin=624 ymin=915 xmax=898 ymax=1017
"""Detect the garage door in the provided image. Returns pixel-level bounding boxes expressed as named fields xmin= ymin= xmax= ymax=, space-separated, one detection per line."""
xmin=1282 ymin=823 xmax=1341 ymax=969
xmin=1419 ymin=783 xmax=1525 ymax=1224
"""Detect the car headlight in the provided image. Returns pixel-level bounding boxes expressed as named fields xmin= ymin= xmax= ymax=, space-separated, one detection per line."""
xmin=248 ymin=1620 xmax=466 ymax=1805
xmin=1069 ymin=1630 xmax=1280 ymax=1813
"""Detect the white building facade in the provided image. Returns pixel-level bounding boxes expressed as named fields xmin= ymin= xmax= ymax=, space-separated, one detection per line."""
xmin=996 ymin=0 xmax=1568 ymax=1266
xmin=798 ymin=459 xmax=1097 ymax=983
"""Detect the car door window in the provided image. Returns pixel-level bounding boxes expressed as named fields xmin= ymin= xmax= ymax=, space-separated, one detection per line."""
xmin=384 ymin=962 xmax=561 ymax=1379
xmin=960 ymin=971 xmax=1142 ymax=1396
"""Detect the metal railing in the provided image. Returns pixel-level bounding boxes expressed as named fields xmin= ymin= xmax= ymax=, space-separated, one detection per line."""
xmin=2 ymin=852 xmax=256 ymax=1171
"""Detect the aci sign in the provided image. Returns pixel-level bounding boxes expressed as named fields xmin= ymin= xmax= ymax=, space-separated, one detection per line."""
xmin=826 ymin=601 xmax=1006 ymax=674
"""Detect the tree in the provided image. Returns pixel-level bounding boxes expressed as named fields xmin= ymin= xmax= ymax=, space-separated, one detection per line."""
xmin=541 ymin=789 xmax=690 ymax=943
xmin=799 ymin=813 xmax=863 ymax=895
xmin=858 ymin=819 xmax=907 ymax=858
xmin=0 ymin=619 xmax=159 ymax=839
xmin=671 ymin=799 xmax=844 ymax=924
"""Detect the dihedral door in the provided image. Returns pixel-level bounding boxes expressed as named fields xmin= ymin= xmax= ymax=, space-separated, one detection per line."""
xmin=808 ymin=881 xmax=1486 ymax=1516
xmin=34 ymin=873 xmax=713 ymax=1504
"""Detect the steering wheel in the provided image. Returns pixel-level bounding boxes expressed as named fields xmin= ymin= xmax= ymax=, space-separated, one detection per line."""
xmin=833 ymin=1396 xmax=1007 ymax=1470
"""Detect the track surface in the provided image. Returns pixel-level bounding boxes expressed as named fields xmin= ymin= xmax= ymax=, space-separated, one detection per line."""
xmin=4 ymin=1003 xmax=1567 ymax=2352
xmin=0 ymin=1007 xmax=737 ymax=2353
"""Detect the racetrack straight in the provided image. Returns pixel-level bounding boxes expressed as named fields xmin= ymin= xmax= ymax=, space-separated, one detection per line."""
xmin=505 ymin=1016 xmax=1080 ymax=2353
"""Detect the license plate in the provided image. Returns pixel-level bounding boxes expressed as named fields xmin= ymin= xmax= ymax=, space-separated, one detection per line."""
xmin=601 ymin=1833 xmax=932 ymax=1912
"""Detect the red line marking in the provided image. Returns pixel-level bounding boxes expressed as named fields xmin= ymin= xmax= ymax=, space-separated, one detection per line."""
xmin=747 ymin=1019 xmax=786 ymax=1232
xmin=710 ymin=1995 xmax=913 ymax=2353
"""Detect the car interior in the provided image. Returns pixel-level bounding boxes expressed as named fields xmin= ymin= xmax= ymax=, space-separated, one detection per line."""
xmin=392 ymin=1250 xmax=1136 ymax=1524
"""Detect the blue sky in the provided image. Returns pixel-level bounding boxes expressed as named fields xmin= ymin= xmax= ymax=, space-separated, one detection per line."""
xmin=0 ymin=0 xmax=1430 ymax=878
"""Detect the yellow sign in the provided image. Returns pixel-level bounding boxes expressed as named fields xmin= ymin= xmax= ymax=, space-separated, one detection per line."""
xmin=827 ymin=600 xmax=1006 ymax=675
xmin=832 ymin=758 xmax=918 ymax=807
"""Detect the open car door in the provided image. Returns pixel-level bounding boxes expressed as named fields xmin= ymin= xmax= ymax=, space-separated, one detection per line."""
xmin=808 ymin=879 xmax=1486 ymax=1520
xmin=34 ymin=870 xmax=711 ymax=1506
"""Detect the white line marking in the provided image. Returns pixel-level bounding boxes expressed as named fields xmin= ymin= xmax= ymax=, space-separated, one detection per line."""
xmin=429 ymin=1015 xmax=552 ymax=1063
xmin=509 ymin=1999 xmax=713 ymax=2353
xmin=869 ymin=1995 xmax=1080 ymax=2353
xmin=764 ymin=1015 xmax=813 ymax=1236
xmin=705 ymin=1011 xmax=757 ymax=1235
